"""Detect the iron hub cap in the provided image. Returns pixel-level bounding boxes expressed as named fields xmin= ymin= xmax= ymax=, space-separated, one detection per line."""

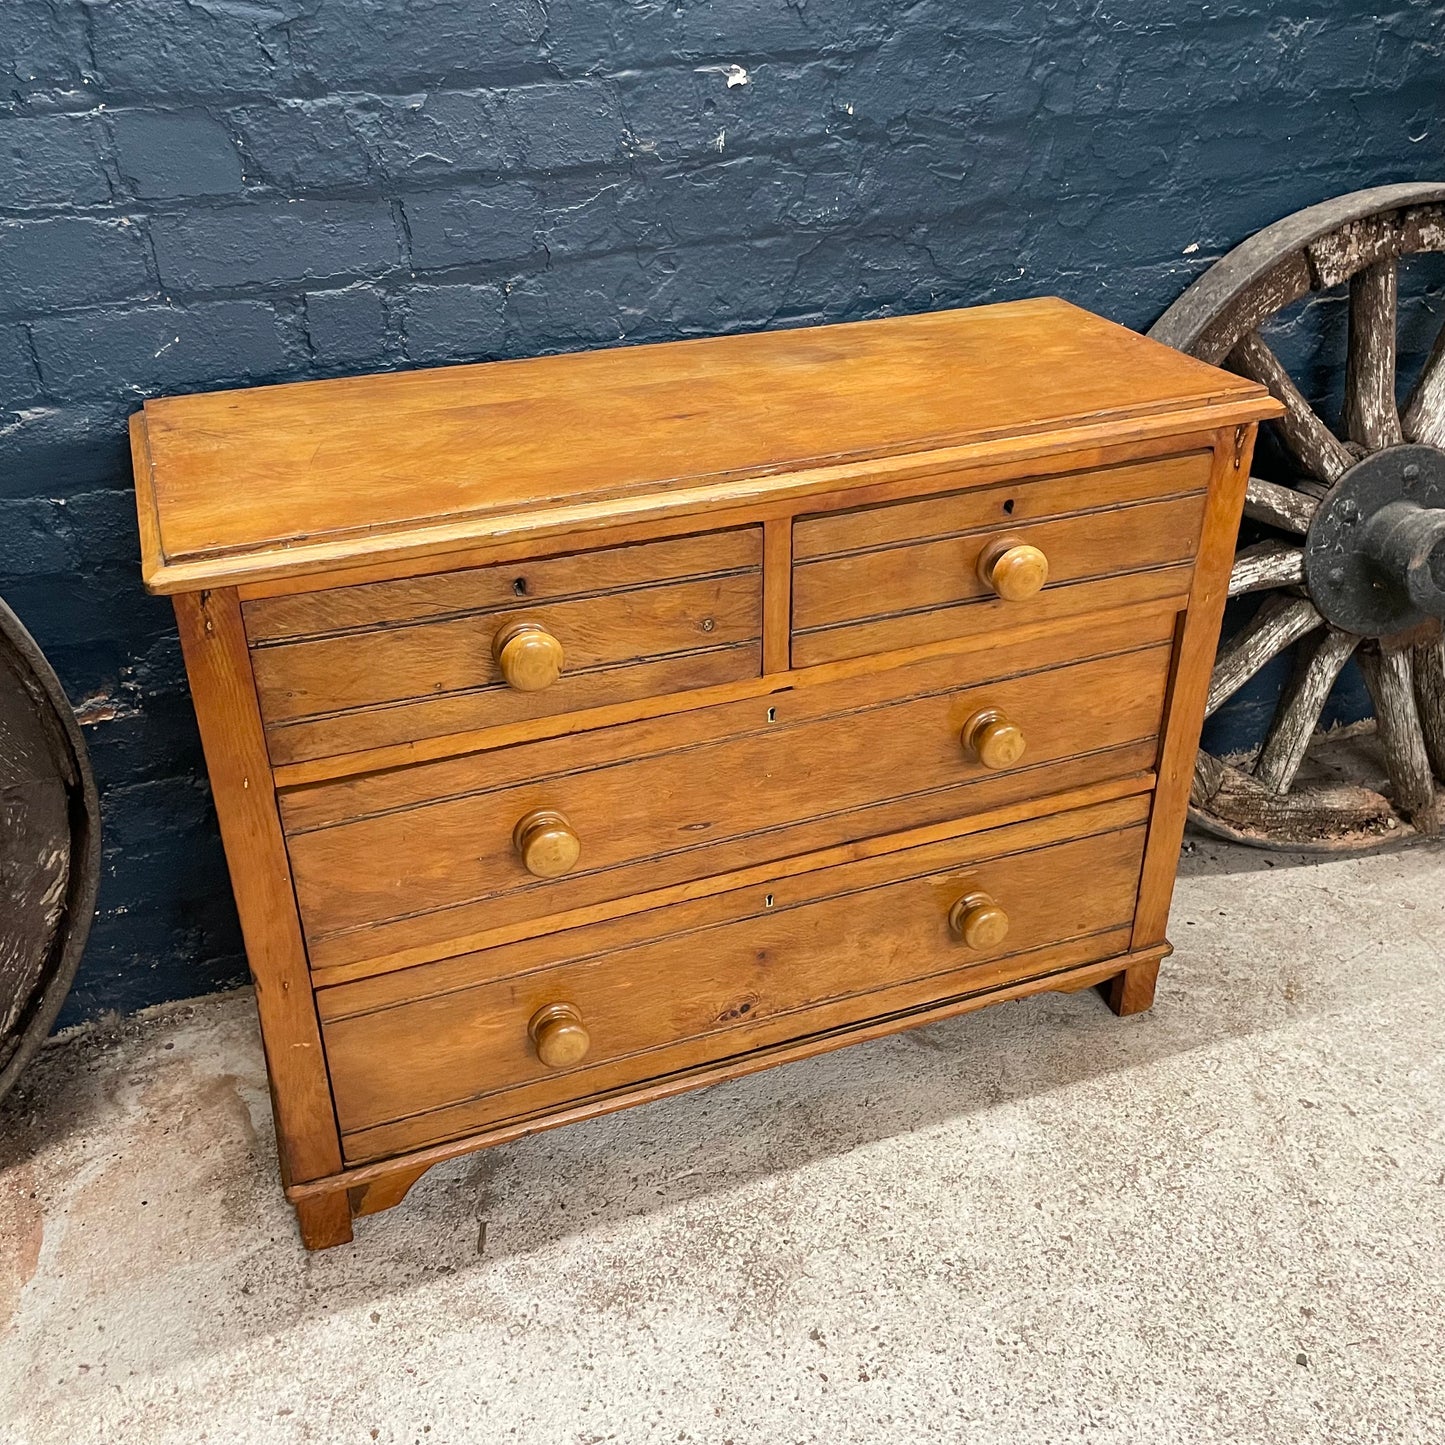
xmin=1304 ymin=443 xmax=1445 ymax=636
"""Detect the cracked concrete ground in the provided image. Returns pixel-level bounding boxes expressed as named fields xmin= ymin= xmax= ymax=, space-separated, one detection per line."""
xmin=2 ymin=835 xmax=1443 ymax=1444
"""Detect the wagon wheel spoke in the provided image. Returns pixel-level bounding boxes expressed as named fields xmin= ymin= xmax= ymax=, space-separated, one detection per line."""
xmin=1229 ymin=330 xmax=1355 ymax=483
xmin=1414 ymin=638 xmax=1445 ymax=780
xmin=1358 ymin=642 xmax=1438 ymax=831
xmin=1242 ymin=476 xmax=1318 ymax=534
xmin=1402 ymin=319 xmax=1445 ymax=448
xmin=1228 ymin=538 xmax=1305 ymax=596
xmin=1343 ymin=258 xmax=1405 ymax=451
xmin=1205 ymin=593 xmax=1323 ymax=719
xmin=1254 ymin=628 xmax=1358 ymax=794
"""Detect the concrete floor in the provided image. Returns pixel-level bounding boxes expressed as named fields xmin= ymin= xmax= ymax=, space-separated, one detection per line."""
xmin=2 ymin=835 xmax=1443 ymax=1444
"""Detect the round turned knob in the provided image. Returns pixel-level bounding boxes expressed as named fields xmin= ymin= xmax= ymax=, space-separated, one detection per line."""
xmin=529 ymin=1003 xmax=590 ymax=1069
xmin=513 ymin=809 xmax=581 ymax=878
xmin=948 ymin=892 xmax=1010 ymax=950
xmin=962 ymin=708 xmax=1026 ymax=770
xmin=979 ymin=540 xmax=1049 ymax=601
xmin=493 ymin=621 xmax=564 ymax=692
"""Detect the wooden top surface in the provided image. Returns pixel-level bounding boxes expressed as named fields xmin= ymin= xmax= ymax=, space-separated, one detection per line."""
xmin=132 ymin=297 xmax=1277 ymax=593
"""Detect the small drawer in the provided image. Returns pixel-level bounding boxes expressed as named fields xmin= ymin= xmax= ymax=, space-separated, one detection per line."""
xmin=318 ymin=794 xmax=1151 ymax=1162
xmin=244 ymin=528 xmax=764 ymax=765
xmin=791 ymin=453 xmax=1211 ymax=667
xmin=282 ymin=603 xmax=1178 ymax=974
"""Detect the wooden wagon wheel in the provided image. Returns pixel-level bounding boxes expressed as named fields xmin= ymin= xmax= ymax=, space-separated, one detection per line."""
xmin=1149 ymin=182 xmax=1445 ymax=849
xmin=0 ymin=596 xmax=100 ymax=1102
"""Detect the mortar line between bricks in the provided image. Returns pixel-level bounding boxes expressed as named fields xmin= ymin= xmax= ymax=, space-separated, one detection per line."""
xmin=0 ymin=142 xmax=887 ymax=223
xmin=1 ymin=214 xmax=1009 ymax=329
xmin=0 ymin=47 xmax=893 ymax=117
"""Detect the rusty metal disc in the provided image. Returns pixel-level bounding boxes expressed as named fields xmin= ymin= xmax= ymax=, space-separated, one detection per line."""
xmin=0 ymin=596 xmax=100 ymax=1102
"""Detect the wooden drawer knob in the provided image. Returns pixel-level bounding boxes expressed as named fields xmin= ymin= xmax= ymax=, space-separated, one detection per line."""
xmin=493 ymin=621 xmax=564 ymax=692
xmin=949 ymin=892 xmax=1009 ymax=950
xmin=979 ymin=539 xmax=1048 ymax=601
xmin=962 ymin=708 xmax=1026 ymax=769
xmin=529 ymin=1003 xmax=590 ymax=1069
xmin=513 ymin=808 xmax=581 ymax=878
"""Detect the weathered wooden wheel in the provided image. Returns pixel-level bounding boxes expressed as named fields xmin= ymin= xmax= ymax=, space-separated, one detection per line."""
xmin=1150 ymin=182 xmax=1445 ymax=849
xmin=0 ymin=596 xmax=100 ymax=1102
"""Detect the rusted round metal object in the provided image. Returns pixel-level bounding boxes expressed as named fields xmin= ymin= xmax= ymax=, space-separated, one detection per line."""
xmin=0 ymin=596 xmax=100 ymax=1102
xmin=1149 ymin=183 xmax=1445 ymax=851
xmin=1304 ymin=445 xmax=1445 ymax=635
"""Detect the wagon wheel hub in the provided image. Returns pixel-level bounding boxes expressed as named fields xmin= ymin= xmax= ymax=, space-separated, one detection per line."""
xmin=1305 ymin=444 xmax=1445 ymax=636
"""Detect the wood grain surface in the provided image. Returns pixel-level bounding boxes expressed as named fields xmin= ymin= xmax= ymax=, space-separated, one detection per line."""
xmin=285 ymin=616 xmax=1175 ymax=972
xmin=794 ymin=492 xmax=1206 ymax=638
xmin=133 ymin=300 xmax=1274 ymax=593
xmin=320 ymin=795 xmax=1149 ymax=1159
xmin=134 ymin=304 xmax=1284 ymax=1246
xmin=171 ymin=589 xmax=342 ymax=1187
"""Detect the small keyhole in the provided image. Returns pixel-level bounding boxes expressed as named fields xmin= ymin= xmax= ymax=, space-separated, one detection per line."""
xmin=764 ymin=893 xmax=774 ymax=908
xmin=512 ymin=577 xmax=528 ymax=596
xmin=766 ymin=706 xmax=776 ymax=723
xmin=1002 ymin=498 xmax=1015 ymax=515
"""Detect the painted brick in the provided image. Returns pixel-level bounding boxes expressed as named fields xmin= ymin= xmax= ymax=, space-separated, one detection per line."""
xmin=546 ymin=0 xmax=891 ymax=73
xmin=847 ymin=26 xmax=1042 ymax=131
xmin=60 ymin=488 xmax=142 ymax=571
xmin=60 ymin=767 xmax=245 ymax=1021
xmin=5 ymin=557 xmax=170 ymax=656
xmin=503 ymin=83 xmax=628 ymax=171
xmin=305 ymin=286 xmax=389 ymax=367
xmin=290 ymin=0 xmax=546 ymax=87
xmin=354 ymin=90 xmax=509 ymax=181
xmin=540 ymin=174 xmax=663 ymax=260
xmin=0 ymin=0 xmax=90 ymax=97
xmin=0 ymin=217 xmax=150 ymax=316
xmin=404 ymin=183 xmax=542 ymax=271
xmin=781 ymin=232 xmax=951 ymax=320
xmin=0 ymin=401 xmax=134 ymax=500
xmin=402 ymin=282 xmax=506 ymax=363
xmin=111 ymin=109 xmax=245 ymax=200
xmin=0 ymin=497 xmax=73 ymax=576
xmin=0 ymin=325 xmax=41 ymax=402
xmin=231 ymin=100 xmax=370 ymax=191
xmin=505 ymin=240 xmax=801 ymax=349
xmin=151 ymin=200 xmax=398 ymax=290
xmin=644 ymin=154 xmax=839 ymax=245
xmin=88 ymin=0 xmax=293 ymax=97
xmin=0 ymin=115 xmax=110 ymax=207
xmin=621 ymin=62 xmax=840 ymax=164
xmin=31 ymin=300 xmax=286 ymax=397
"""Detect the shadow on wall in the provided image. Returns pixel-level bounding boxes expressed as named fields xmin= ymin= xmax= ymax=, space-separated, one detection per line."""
xmin=0 ymin=0 xmax=1439 ymax=1023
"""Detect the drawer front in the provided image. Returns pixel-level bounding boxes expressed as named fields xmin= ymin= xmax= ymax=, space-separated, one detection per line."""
xmin=792 ymin=453 xmax=1210 ymax=667
xmin=244 ymin=529 xmax=764 ymax=765
xmin=284 ymin=604 xmax=1177 ymax=973
xmin=319 ymin=794 xmax=1150 ymax=1162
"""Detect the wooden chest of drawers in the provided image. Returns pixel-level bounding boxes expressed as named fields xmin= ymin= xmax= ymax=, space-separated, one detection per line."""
xmin=131 ymin=300 xmax=1280 ymax=1248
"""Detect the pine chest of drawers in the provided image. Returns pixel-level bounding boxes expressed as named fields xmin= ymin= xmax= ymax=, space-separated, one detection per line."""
xmin=131 ymin=299 xmax=1280 ymax=1248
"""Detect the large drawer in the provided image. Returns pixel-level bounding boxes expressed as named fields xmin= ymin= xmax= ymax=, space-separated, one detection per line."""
xmin=282 ymin=604 xmax=1178 ymax=973
xmin=245 ymin=528 xmax=764 ymax=765
xmin=792 ymin=453 xmax=1210 ymax=666
xmin=319 ymin=793 xmax=1151 ymax=1162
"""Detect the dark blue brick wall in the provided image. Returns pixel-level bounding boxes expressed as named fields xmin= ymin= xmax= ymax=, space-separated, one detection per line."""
xmin=0 ymin=1 xmax=1438 ymax=1024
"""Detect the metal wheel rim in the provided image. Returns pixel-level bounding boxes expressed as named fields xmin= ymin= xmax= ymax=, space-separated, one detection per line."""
xmin=0 ymin=597 xmax=100 ymax=1102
